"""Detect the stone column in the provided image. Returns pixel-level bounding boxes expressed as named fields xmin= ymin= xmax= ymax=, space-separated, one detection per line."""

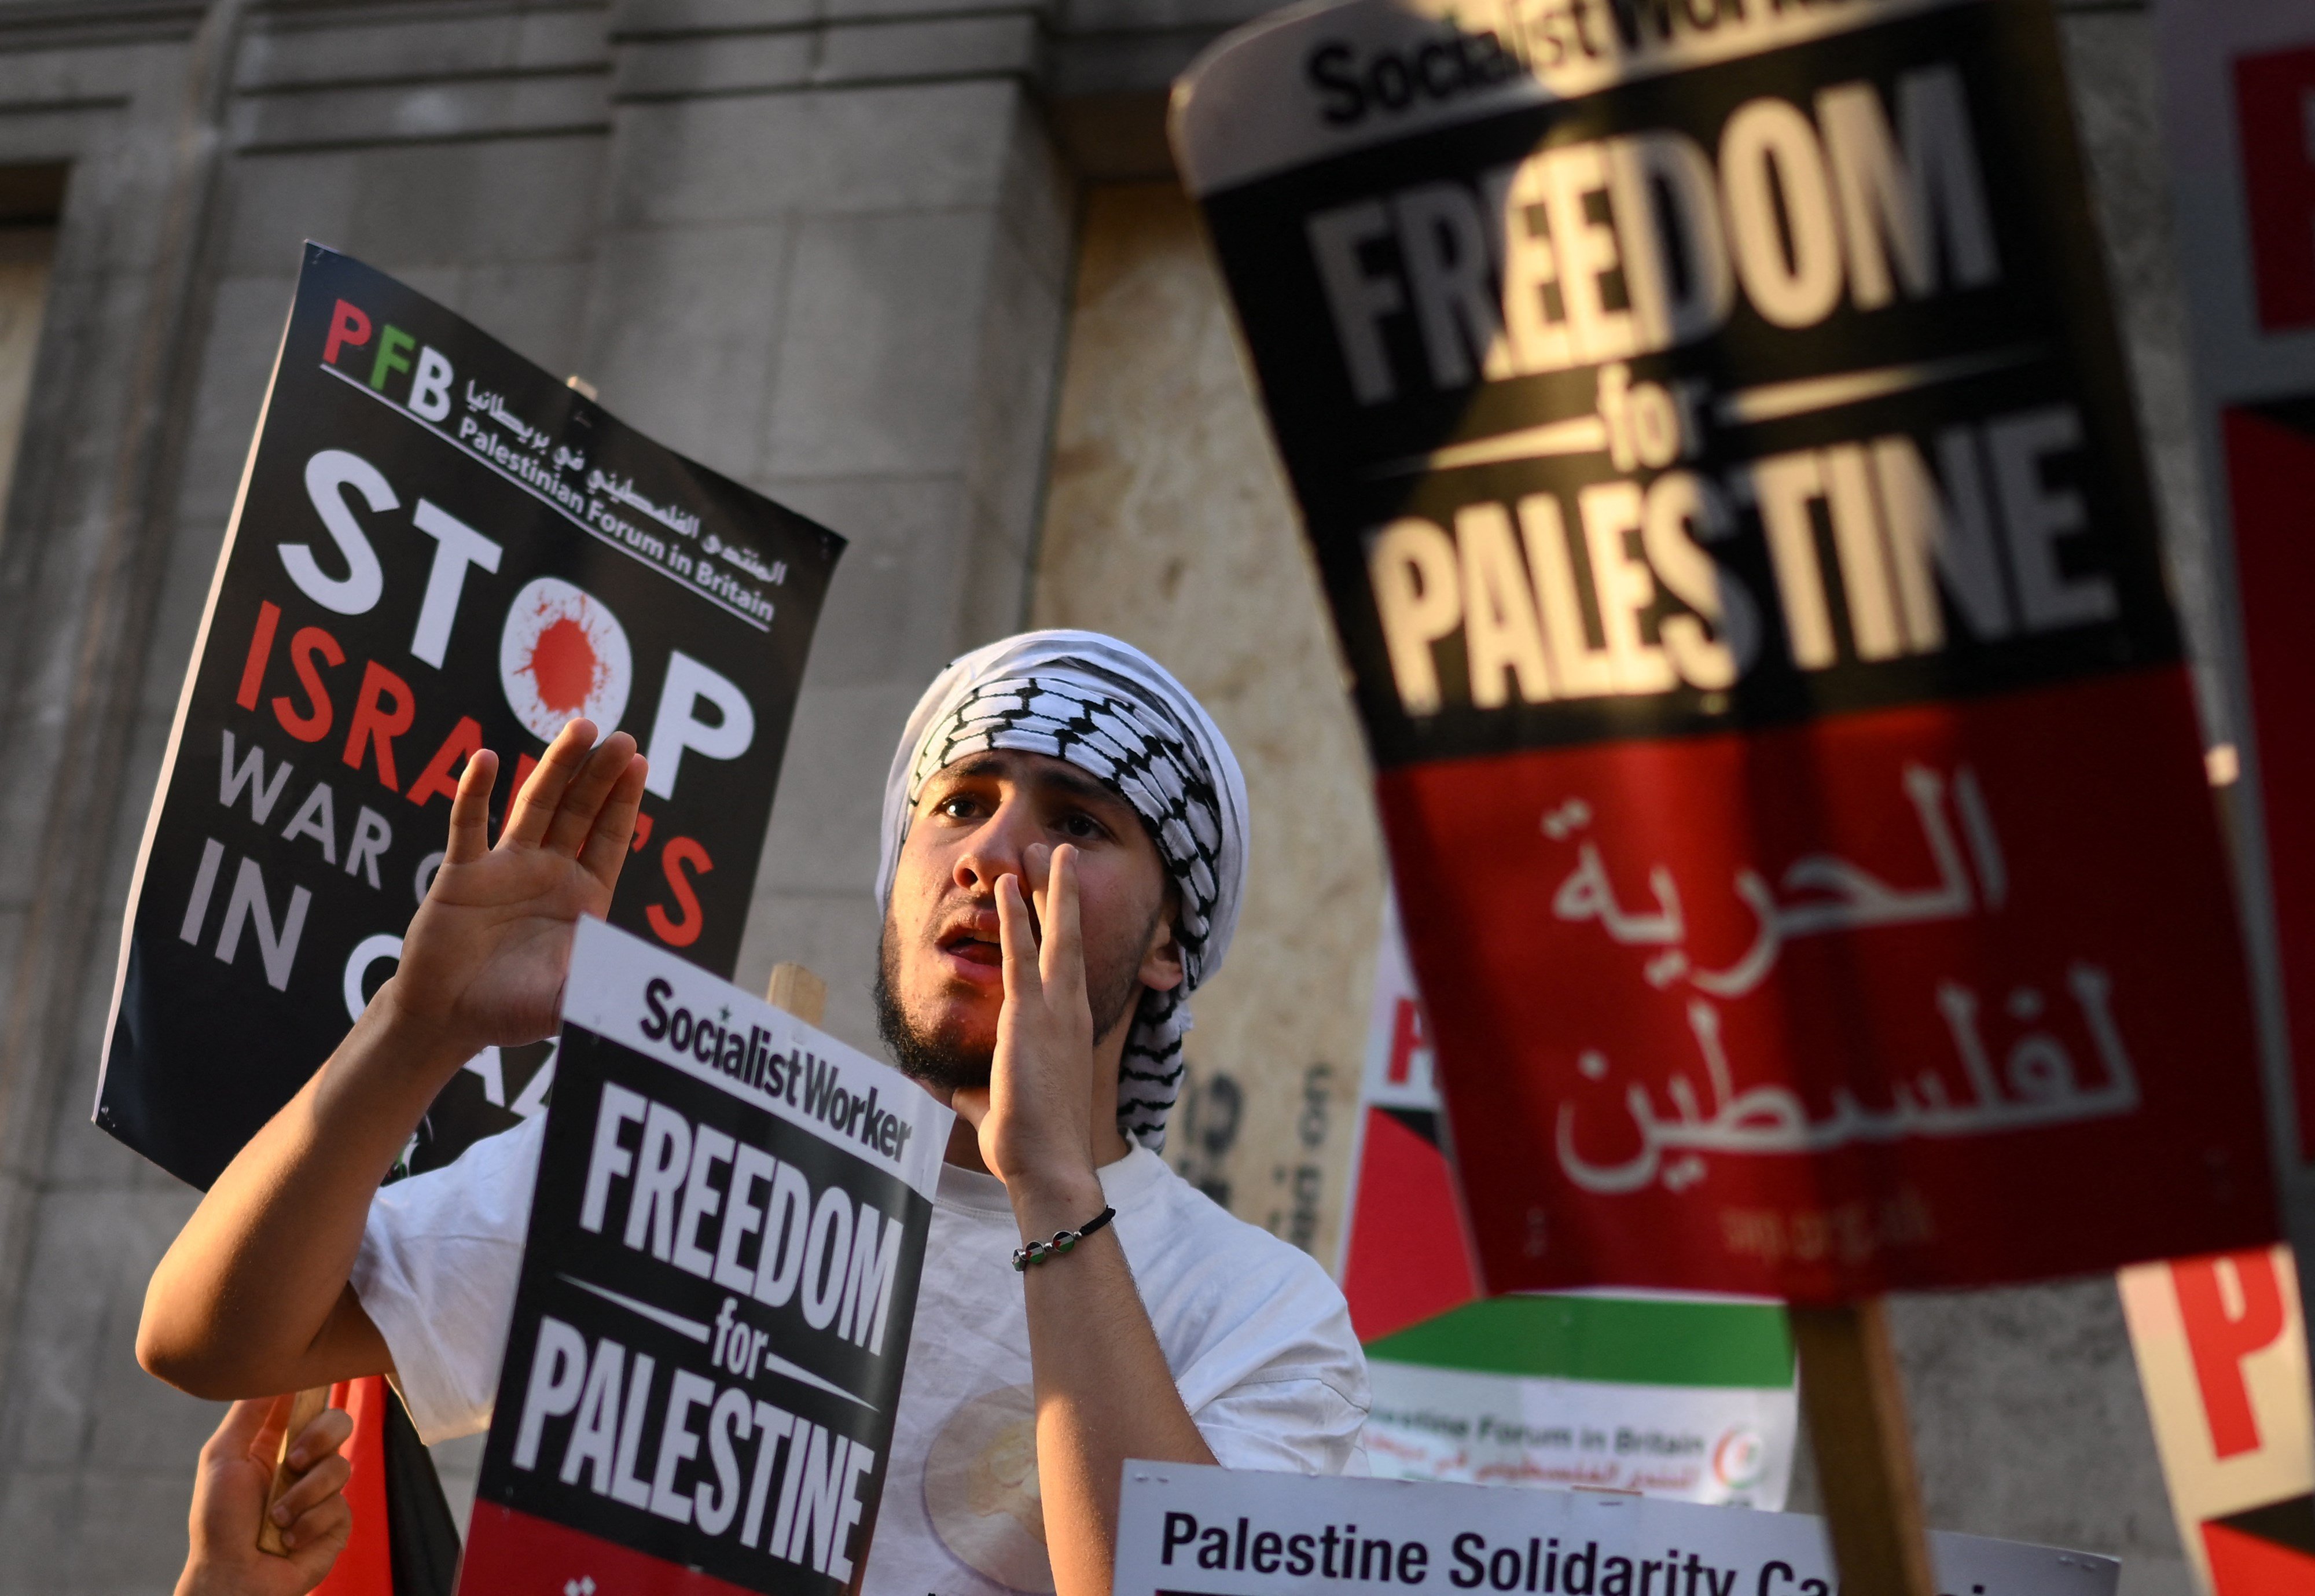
xmin=583 ymin=0 xmax=1077 ymax=1047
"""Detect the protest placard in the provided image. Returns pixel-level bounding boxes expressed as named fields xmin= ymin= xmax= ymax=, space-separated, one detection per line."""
xmin=455 ymin=917 xmax=949 ymax=1596
xmin=1169 ymin=0 xmax=2273 ymax=1303
xmin=2140 ymin=16 xmax=2315 ymax=1575
xmin=1340 ymin=893 xmax=1479 ymax=1341
xmin=1362 ymin=1293 xmax=1797 ymax=1509
xmin=1115 ymin=1461 xmax=2118 ymax=1596
xmin=95 ymin=245 xmax=842 ymax=1187
xmin=1343 ymin=901 xmax=1796 ymax=1507
xmin=2151 ymin=0 xmax=2315 ymax=1176
xmin=2120 ymin=1246 xmax=2315 ymax=1590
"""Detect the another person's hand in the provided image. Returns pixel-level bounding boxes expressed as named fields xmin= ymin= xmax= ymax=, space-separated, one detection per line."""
xmin=175 ymin=1396 xmax=355 ymax=1596
xmin=383 ymin=717 xmax=646 ymax=1060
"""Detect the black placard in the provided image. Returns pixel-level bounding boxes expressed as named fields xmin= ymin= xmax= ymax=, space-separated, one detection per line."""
xmin=1170 ymin=0 xmax=2276 ymax=1301
xmin=98 ymin=245 xmax=843 ymax=1188
xmin=1189 ymin=1 xmax=2177 ymax=769
xmin=460 ymin=919 xmax=946 ymax=1596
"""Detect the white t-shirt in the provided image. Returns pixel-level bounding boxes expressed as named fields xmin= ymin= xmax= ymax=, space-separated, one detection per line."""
xmin=352 ymin=1114 xmax=1370 ymax=1596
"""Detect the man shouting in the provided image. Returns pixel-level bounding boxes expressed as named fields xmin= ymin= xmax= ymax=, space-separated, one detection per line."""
xmin=140 ymin=629 xmax=1369 ymax=1596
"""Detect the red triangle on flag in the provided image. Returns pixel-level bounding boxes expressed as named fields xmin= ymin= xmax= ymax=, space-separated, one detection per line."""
xmin=1341 ymin=1106 xmax=1480 ymax=1343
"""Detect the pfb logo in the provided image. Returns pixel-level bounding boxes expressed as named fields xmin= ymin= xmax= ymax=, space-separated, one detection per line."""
xmin=1711 ymin=1426 xmax=1766 ymax=1490
xmin=499 ymin=576 xmax=633 ymax=742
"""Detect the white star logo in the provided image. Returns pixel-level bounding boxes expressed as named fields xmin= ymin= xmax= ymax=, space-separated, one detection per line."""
xmin=564 ymin=1579 xmax=597 ymax=1596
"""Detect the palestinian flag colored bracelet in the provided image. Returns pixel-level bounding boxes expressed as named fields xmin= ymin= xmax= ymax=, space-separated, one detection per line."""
xmin=1012 ymin=1205 xmax=1116 ymax=1271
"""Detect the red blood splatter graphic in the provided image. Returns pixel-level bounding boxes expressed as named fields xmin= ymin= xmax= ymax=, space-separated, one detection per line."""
xmin=523 ymin=615 xmax=600 ymax=714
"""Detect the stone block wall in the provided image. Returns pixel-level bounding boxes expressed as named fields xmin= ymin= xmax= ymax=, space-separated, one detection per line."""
xmin=0 ymin=0 xmax=1076 ymax=1582
xmin=0 ymin=0 xmax=2256 ymax=1591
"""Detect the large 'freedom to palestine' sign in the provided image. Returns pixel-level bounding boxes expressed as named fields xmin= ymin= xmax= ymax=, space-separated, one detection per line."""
xmin=1171 ymin=0 xmax=2275 ymax=1299
xmin=99 ymin=245 xmax=843 ymax=1187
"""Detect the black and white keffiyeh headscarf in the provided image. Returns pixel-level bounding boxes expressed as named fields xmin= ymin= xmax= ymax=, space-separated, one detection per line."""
xmin=875 ymin=631 xmax=1250 ymax=1152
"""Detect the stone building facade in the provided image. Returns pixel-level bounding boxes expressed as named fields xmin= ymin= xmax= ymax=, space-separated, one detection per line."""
xmin=0 ymin=1 xmax=2236 ymax=1591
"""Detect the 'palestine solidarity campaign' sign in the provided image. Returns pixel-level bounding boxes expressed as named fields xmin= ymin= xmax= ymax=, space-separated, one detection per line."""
xmin=456 ymin=920 xmax=949 ymax=1596
xmin=98 ymin=245 xmax=843 ymax=1187
xmin=1171 ymin=0 xmax=2276 ymax=1299
xmin=1115 ymin=1461 xmax=2117 ymax=1596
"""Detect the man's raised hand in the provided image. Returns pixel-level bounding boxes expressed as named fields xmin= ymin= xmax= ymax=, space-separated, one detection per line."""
xmin=957 ymin=843 xmax=1101 ymax=1203
xmin=382 ymin=718 xmax=646 ymax=1060
xmin=135 ymin=719 xmax=642 ymax=1400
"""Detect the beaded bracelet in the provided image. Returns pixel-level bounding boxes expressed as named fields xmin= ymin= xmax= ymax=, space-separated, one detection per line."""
xmin=1012 ymin=1205 xmax=1116 ymax=1271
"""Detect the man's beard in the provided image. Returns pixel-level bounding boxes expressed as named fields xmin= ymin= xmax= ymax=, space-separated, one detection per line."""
xmin=873 ymin=908 xmax=1156 ymax=1095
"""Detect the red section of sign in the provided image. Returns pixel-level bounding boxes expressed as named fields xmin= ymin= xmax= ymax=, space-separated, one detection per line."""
xmin=2235 ymin=48 xmax=2315 ymax=333
xmin=458 ymin=1501 xmax=763 ymax=1596
xmin=313 ymin=1378 xmax=391 ymax=1596
xmin=1342 ymin=1107 xmax=1478 ymax=1343
xmin=1379 ymin=666 xmax=2272 ymax=1303
xmin=2203 ymin=1496 xmax=2315 ymax=1595
xmin=2224 ymin=406 xmax=2315 ymax=1157
xmin=2174 ymin=1250 xmax=2288 ymax=1460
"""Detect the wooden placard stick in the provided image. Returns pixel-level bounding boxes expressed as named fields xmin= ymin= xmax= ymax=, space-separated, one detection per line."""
xmin=255 ymin=1384 xmax=332 ymax=1554
xmin=766 ymin=961 xmax=828 ymax=1027
xmin=1790 ymin=1300 xmax=1935 ymax=1595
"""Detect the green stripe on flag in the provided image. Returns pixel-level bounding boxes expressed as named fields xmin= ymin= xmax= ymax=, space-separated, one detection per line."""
xmin=1364 ymin=1295 xmax=1795 ymax=1388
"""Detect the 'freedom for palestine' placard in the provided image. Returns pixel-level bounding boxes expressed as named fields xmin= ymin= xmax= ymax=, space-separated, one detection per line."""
xmin=458 ymin=918 xmax=950 ymax=1596
xmin=1172 ymin=0 xmax=2275 ymax=1301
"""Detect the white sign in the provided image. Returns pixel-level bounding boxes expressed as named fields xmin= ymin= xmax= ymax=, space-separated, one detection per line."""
xmin=1364 ymin=1356 xmax=1793 ymax=1509
xmin=2118 ymin=1246 xmax=2314 ymax=1590
xmin=562 ymin=917 xmax=950 ymax=1198
xmin=1116 ymin=1463 xmax=2119 ymax=1596
xmin=1357 ymin=891 xmax=1439 ymax=1117
xmin=1345 ymin=898 xmax=1797 ymax=1509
